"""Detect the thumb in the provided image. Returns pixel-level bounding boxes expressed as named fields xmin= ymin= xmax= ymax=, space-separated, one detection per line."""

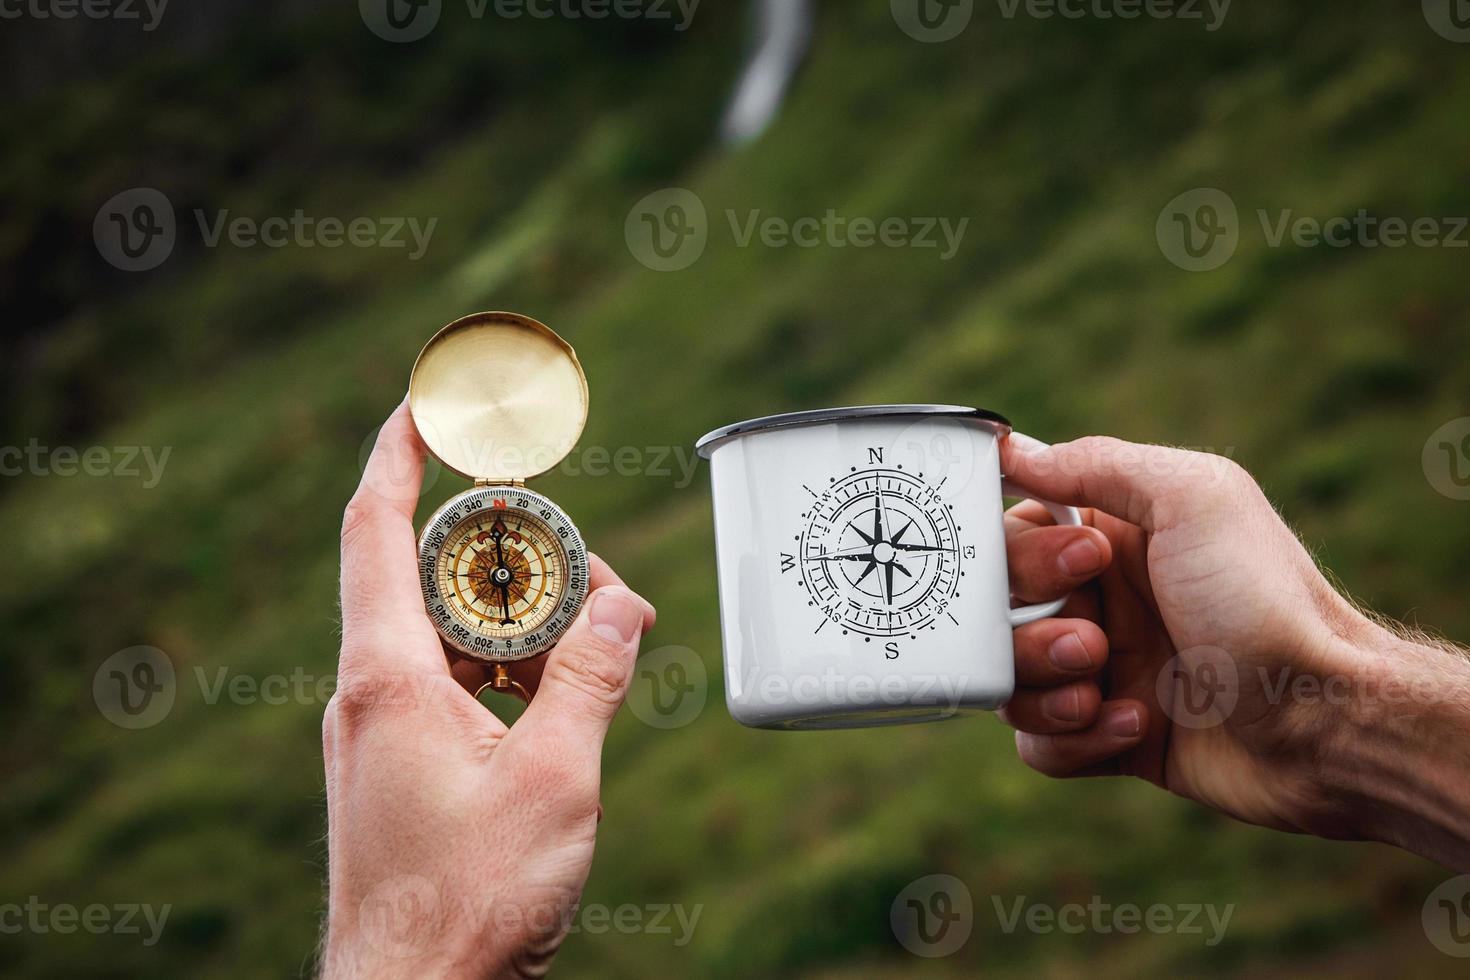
xmin=1002 ymin=433 xmax=1227 ymax=533
xmin=513 ymin=585 xmax=651 ymax=752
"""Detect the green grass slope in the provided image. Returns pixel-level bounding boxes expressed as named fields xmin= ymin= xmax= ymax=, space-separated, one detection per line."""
xmin=3 ymin=2 xmax=1470 ymax=977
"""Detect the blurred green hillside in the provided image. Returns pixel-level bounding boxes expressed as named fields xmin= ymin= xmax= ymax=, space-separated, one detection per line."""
xmin=4 ymin=1 xmax=1470 ymax=977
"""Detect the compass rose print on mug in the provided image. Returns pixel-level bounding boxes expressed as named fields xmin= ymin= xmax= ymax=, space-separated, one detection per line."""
xmin=695 ymin=406 xmax=1081 ymax=730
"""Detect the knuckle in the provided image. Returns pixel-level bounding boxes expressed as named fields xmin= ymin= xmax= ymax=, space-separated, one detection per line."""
xmin=324 ymin=669 xmax=420 ymax=732
xmin=547 ymin=637 xmax=632 ymax=707
xmin=340 ymin=493 xmax=381 ymax=545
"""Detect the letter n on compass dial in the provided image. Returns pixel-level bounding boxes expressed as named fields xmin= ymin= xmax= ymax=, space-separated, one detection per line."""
xmin=783 ymin=464 xmax=964 ymax=644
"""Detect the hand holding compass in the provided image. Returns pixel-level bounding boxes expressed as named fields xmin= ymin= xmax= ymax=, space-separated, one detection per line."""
xmin=324 ymin=391 xmax=655 ymax=978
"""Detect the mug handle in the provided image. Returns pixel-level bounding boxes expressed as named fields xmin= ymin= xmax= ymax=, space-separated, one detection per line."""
xmin=1001 ymin=438 xmax=1083 ymax=627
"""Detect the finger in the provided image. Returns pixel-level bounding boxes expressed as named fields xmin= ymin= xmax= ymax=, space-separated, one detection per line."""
xmin=1003 ymin=433 xmax=1233 ymax=533
xmin=586 ymin=553 xmax=656 ymax=632
xmin=1012 ymin=618 xmax=1108 ymax=686
xmin=1004 ymin=498 xmax=1058 ymax=532
xmin=1014 ymin=700 xmax=1147 ymax=778
xmin=1006 ymin=524 xmax=1112 ymax=603
xmin=1058 ymin=582 xmax=1103 ymax=624
xmin=511 ymin=585 xmax=651 ymax=759
xmin=998 ymin=680 xmax=1102 ymax=734
xmin=340 ymin=399 xmax=445 ymax=676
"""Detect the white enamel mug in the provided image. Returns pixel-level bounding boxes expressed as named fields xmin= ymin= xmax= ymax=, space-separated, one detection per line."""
xmin=695 ymin=405 xmax=1080 ymax=730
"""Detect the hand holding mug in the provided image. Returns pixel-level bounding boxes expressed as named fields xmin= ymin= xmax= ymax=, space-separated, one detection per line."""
xmin=999 ymin=434 xmax=1470 ymax=871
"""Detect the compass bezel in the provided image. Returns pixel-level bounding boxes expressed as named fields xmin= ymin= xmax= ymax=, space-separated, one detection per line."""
xmin=417 ymin=485 xmax=589 ymax=662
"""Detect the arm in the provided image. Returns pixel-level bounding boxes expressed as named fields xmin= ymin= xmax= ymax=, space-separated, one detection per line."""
xmin=1318 ymin=619 xmax=1470 ymax=867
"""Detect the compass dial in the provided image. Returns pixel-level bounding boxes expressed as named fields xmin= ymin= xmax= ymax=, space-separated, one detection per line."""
xmin=418 ymin=486 xmax=588 ymax=661
xmin=790 ymin=467 xmax=963 ymax=638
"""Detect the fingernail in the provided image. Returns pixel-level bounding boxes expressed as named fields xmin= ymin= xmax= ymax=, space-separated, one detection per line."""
xmin=1104 ymin=704 xmax=1141 ymax=738
xmin=1048 ymin=632 xmax=1093 ymax=671
xmin=1008 ymin=432 xmax=1048 ymax=455
xmin=1058 ymin=537 xmax=1103 ymax=577
xmin=589 ymin=588 xmax=642 ymax=645
xmin=1043 ymin=686 xmax=1082 ymax=722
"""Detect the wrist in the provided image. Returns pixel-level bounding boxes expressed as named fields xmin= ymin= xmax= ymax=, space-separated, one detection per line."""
xmin=321 ymin=892 xmax=502 ymax=980
xmin=1312 ymin=610 xmax=1470 ymax=868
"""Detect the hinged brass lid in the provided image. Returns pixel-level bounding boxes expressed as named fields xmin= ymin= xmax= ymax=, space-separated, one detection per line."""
xmin=409 ymin=312 xmax=588 ymax=483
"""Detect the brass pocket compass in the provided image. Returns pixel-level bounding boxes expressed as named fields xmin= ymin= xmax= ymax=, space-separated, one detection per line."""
xmin=410 ymin=312 xmax=591 ymax=697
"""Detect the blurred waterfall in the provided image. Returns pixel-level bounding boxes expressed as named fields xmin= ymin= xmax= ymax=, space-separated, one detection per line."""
xmin=720 ymin=0 xmax=814 ymax=145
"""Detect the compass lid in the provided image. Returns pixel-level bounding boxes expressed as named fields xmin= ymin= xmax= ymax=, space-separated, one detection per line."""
xmin=409 ymin=312 xmax=589 ymax=483
xmin=694 ymin=404 xmax=1011 ymax=458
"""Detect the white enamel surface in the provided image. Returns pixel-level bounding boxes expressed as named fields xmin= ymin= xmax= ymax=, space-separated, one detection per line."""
xmin=705 ymin=416 xmax=1074 ymax=730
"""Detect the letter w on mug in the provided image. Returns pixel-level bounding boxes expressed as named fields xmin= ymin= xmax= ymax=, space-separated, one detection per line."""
xmin=695 ymin=405 xmax=1080 ymax=730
